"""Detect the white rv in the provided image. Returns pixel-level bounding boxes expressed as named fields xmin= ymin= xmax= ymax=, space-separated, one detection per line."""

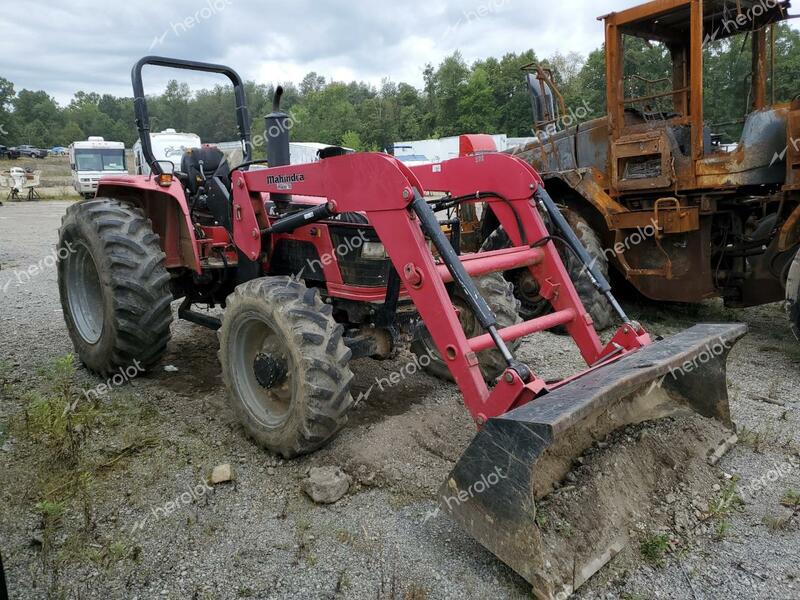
xmin=289 ymin=142 xmax=354 ymax=165
xmin=133 ymin=129 xmax=201 ymax=175
xmin=69 ymin=137 xmax=127 ymax=198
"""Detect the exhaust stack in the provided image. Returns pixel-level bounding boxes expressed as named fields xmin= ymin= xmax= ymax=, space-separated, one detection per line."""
xmin=265 ymin=86 xmax=292 ymax=209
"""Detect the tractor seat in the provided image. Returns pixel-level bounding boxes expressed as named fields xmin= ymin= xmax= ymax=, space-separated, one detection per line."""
xmin=180 ymin=146 xmax=231 ymax=195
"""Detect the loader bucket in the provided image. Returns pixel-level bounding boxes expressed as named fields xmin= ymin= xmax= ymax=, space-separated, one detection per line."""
xmin=439 ymin=323 xmax=746 ymax=599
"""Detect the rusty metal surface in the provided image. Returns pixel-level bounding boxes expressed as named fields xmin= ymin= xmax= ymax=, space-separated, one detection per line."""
xmin=609 ymin=202 xmax=699 ymax=232
xmin=505 ymin=1 xmax=800 ymax=309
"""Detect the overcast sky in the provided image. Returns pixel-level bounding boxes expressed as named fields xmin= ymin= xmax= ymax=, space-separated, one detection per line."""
xmin=1 ymin=0 xmax=638 ymax=104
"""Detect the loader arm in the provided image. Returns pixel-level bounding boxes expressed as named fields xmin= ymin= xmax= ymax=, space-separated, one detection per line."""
xmin=228 ymin=151 xmax=745 ymax=599
xmin=231 ymin=152 xmax=650 ymax=422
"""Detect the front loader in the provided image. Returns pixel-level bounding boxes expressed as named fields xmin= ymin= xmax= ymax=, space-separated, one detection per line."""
xmin=57 ymin=57 xmax=745 ymax=598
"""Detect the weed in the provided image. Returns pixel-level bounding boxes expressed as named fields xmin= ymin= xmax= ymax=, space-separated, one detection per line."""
xmin=714 ymin=520 xmax=731 ymax=540
xmin=35 ymin=499 xmax=66 ymax=548
xmin=24 ymin=355 xmax=98 ymax=465
xmin=738 ymin=427 xmax=768 ymax=453
xmin=780 ymin=489 xmax=800 ymax=509
xmin=708 ymin=479 xmax=744 ymax=519
xmin=640 ymin=533 xmax=670 ymax=567
xmin=763 ymin=513 xmax=792 ymax=531
xmin=404 ymin=585 xmax=428 ymax=600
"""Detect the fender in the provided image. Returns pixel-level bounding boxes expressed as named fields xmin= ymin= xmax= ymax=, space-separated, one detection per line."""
xmin=96 ymin=174 xmax=203 ymax=273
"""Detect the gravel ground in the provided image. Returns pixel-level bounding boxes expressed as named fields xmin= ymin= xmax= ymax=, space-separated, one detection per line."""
xmin=0 ymin=200 xmax=798 ymax=600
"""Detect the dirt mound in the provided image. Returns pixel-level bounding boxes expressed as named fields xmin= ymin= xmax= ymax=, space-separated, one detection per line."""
xmin=531 ymin=414 xmax=733 ymax=599
xmin=320 ymin=398 xmax=476 ymax=499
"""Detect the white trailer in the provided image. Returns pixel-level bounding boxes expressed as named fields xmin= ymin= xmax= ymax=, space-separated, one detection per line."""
xmin=133 ymin=129 xmax=201 ymax=175
xmin=393 ymin=134 xmax=508 ymax=163
xmin=69 ymin=137 xmax=127 ymax=199
xmin=289 ymin=142 xmax=354 ymax=165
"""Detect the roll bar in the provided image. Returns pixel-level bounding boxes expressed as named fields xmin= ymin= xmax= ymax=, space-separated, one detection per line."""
xmin=131 ymin=56 xmax=252 ymax=175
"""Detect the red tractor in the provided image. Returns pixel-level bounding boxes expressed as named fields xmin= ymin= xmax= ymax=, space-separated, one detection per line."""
xmin=57 ymin=57 xmax=744 ymax=598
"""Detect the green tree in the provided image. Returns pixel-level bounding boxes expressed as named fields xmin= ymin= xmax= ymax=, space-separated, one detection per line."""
xmin=341 ymin=130 xmax=364 ymax=151
xmin=58 ymin=121 xmax=86 ymax=146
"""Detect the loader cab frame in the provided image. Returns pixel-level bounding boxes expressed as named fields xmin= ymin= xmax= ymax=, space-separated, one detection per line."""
xmin=602 ymin=0 xmax=792 ymax=194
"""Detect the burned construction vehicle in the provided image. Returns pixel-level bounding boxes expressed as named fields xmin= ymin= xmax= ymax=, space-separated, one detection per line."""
xmin=506 ymin=0 xmax=800 ymax=339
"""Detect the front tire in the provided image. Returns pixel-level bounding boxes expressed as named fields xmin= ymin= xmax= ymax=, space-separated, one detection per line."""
xmin=411 ymin=272 xmax=522 ymax=382
xmin=57 ymin=198 xmax=173 ymax=376
xmin=219 ymin=277 xmax=354 ymax=458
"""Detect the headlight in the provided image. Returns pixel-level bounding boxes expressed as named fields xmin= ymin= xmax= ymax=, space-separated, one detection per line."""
xmin=361 ymin=242 xmax=387 ymax=260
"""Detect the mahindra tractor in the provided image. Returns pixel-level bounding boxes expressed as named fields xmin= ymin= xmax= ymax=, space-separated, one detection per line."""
xmin=57 ymin=57 xmax=745 ymax=598
xmin=508 ymin=0 xmax=800 ymax=342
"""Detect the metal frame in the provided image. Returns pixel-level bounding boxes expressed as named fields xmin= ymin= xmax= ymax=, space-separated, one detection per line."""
xmin=230 ymin=151 xmax=651 ymax=423
xmin=131 ymin=56 xmax=253 ymax=175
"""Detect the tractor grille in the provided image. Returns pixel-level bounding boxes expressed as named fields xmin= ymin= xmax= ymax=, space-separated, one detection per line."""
xmin=329 ymin=225 xmax=393 ymax=288
xmin=271 ymin=240 xmax=325 ymax=281
xmin=270 ymin=225 xmax=393 ymax=288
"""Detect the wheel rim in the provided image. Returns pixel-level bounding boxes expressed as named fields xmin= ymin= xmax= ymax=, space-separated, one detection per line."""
xmin=64 ymin=241 xmax=105 ymax=345
xmin=229 ymin=313 xmax=294 ymax=428
xmin=514 ymin=270 xmax=548 ymax=316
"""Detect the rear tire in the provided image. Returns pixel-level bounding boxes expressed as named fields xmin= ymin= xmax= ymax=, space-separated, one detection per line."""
xmin=411 ymin=272 xmax=522 ymax=383
xmin=219 ymin=277 xmax=354 ymax=458
xmin=57 ymin=198 xmax=173 ymax=376
xmin=480 ymin=209 xmax=614 ymax=331
xmin=786 ymin=249 xmax=800 ymax=340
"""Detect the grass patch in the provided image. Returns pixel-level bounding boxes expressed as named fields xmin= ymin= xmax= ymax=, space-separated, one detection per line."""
xmin=781 ymin=489 xmax=800 ymax=509
xmin=708 ymin=479 xmax=744 ymax=519
xmin=5 ymin=354 xmax=161 ymax=592
xmin=714 ymin=520 xmax=731 ymax=540
xmin=639 ymin=533 xmax=670 ymax=567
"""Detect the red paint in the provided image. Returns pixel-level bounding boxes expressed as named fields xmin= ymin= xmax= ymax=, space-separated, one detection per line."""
xmin=105 ymin=152 xmax=651 ymax=425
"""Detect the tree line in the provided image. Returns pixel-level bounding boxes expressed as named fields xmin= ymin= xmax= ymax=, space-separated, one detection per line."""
xmin=1 ymin=24 xmax=798 ymax=155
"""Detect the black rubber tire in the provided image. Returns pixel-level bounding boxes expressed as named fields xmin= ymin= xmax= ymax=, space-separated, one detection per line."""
xmin=410 ymin=272 xmax=522 ymax=383
xmin=219 ymin=277 xmax=354 ymax=458
xmin=480 ymin=210 xmax=614 ymax=332
xmin=786 ymin=249 xmax=800 ymax=341
xmin=57 ymin=198 xmax=173 ymax=376
xmin=563 ymin=211 xmax=615 ymax=332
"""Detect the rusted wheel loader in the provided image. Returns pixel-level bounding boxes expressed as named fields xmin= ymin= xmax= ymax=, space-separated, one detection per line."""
xmin=509 ymin=0 xmax=800 ymax=343
xmin=57 ymin=56 xmax=745 ymax=598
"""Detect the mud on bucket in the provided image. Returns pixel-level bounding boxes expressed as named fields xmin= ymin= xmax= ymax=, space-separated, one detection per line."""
xmin=439 ymin=323 xmax=746 ymax=600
